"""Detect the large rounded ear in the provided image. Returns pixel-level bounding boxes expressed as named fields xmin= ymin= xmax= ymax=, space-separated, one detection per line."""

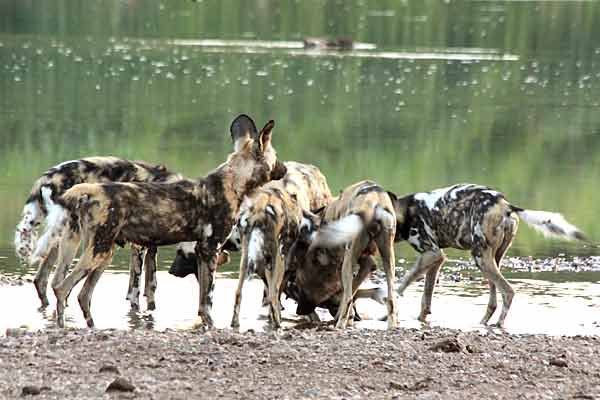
xmin=386 ymin=191 xmax=398 ymax=203
xmin=311 ymin=205 xmax=327 ymax=217
xmin=257 ymin=120 xmax=275 ymax=152
xmin=230 ymin=114 xmax=258 ymax=151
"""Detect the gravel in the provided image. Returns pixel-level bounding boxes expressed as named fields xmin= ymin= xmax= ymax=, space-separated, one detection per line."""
xmin=1 ymin=326 xmax=599 ymax=399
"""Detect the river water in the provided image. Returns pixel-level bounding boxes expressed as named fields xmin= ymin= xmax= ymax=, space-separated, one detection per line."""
xmin=0 ymin=1 xmax=598 ymax=335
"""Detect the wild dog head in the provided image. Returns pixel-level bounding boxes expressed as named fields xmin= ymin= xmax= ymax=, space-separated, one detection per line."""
xmin=169 ymin=233 xmax=240 ymax=277
xmin=386 ymin=190 xmax=414 ymax=243
xmin=226 ymin=115 xmax=286 ymax=197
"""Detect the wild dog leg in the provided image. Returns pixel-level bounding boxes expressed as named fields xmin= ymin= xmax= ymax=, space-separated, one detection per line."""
xmin=419 ymin=252 xmax=446 ymax=322
xmin=231 ymin=238 xmax=249 ymax=328
xmin=33 ymin=245 xmax=58 ymax=307
xmin=473 ymin=247 xmax=514 ymax=327
xmin=197 ymin=245 xmax=218 ymax=328
xmin=77 ymin=250 xmax=113 ymax=327
xmin=335 ymin=233 xmax=370 ymax=329
xmin=267 ymin=252 xmax=285 ymax=329
xmin=144 ymin=246 xmax=158 ymax=310
xmin=397 ymin=250 xmax=445 ymax=296
xmin=376 ymin=230 xmax=398 ymax=329
xmin=480 ymin=228 xmax=516 ymax=325
xmin=54 ymin=257 xmax=93 ymax=328
xmin=126 ymin=245 xmax=143 ymax=310
xmin=50 ymin=229 xmax=81 ymax=300
xmin=481 ymin=280 xmax=497 ymax=326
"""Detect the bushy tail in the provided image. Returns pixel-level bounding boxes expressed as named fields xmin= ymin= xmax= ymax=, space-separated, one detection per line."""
xmin=29 ymin=188 xmax=70 ymax=265
xmin=311 ymin=214 xmax=365 ymax=249
xmin=514 ymin=207 xmax=588 ymax=242
xmin=14 ymin=199 xmax=45 ymax=262
xmin=310 ymin=206 xmax=395 ymax=249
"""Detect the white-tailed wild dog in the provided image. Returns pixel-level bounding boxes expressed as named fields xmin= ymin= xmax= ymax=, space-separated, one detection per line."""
xmin=230 ymin=161 xmax=333 ymax=329
xmin=14 ymin=157 xmax=183 ymax=308
xmin=33 ymin=115 xmax=286 ymax=328
xmin=387 ymin=183 xmax=588 ymax=327
xmin=288 ymin=180 xmax=398 ymax=329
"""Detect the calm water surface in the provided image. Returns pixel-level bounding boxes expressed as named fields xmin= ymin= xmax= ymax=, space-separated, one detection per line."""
xmin=0 ymin=1 xmax=599 ymax=335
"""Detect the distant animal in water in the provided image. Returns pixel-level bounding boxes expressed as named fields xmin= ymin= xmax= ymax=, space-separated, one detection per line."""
xmin=288 ymin=180 xmax=398 ymax=329
xmin=15 ymin=156 xmax=183 ymax=309
xmin=32 ymin=114 xmax=286 ymax=328
xmin=303 ymin=37 xmax=354 ymax=50
xmin=387 ymin=183 xmax=588 ymax=328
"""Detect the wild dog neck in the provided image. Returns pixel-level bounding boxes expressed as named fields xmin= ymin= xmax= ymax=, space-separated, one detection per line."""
xmin=389 ymin=193 xmax=416 ymax=242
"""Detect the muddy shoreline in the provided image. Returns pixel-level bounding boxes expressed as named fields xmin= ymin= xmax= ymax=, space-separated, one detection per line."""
xmin=2 ymin=326 xmax=599 ymax=399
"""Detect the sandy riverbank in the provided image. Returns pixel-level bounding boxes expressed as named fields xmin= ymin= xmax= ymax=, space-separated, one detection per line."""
xmin=1 ymin=326 xmax=599 ymax=399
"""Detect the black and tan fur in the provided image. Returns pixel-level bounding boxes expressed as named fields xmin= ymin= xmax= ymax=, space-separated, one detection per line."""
xmin=288 ymin=180 xmax=397 ymax=329
xmin=389 ymin=183 xmax=587 ymax=327
xmin=14 ymin=156 xmax=183 ymax=308
xmin=284 ymin=223 xmax=380 ymax=321
xmin=230 ymin=161 xmax=333 ymax=329
xmin=34 ymin=115 xmax=286 ymax=328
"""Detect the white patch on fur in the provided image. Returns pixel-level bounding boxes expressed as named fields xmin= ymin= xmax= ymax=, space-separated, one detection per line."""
xmin=375 ymin=206 xmax=395 ymax=230
xmin=313 ymin=214 xmax=364 ymax=248
xmin=128 ymin=287 xmax=140 ymax=306
xmin=30 ymin=187 xmax=68 ymax=265
xmin=229 ymin=226 xmax=241 ymax=248
xmin=266 ymin=205 xmax=276 ymax=217
xmin=14 ymin=201 xmax=43 ymax=260
xmin=482 ymin=189 xmax=500 ymax=197
xmin=247 ymin=228 xmax=264 ymax=266
xmin=414 ymin=186 xmax=454 ymax=210
xmin=517 ymin=209 xmax=585 ymax=241
xmin=203 ymin=224 xmax=213 ymax=238
xmin=408 ymin=231 xmax=421 ymax=249
xmin=178 ymin=241 xmax=196 ymax=255
xmin=300 ymin=216 xmax=313 ymax=232
xmin=473 ymin=222 xmax=485 ymax=240
xmin=238 ymin=210 xmax=249 ymax=230
xmin=55 ymin=159 xmax=78 ymax=169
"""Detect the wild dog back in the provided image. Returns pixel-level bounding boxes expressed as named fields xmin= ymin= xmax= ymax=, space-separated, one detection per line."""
xmin=398 ymin=183 xmax=509 ymax=251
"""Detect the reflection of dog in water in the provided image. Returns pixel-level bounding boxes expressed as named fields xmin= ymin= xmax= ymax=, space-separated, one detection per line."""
xmin=387 ymin=183 xmax=587 ymax=327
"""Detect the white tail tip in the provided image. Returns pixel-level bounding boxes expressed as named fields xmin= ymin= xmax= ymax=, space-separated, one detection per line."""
xmin=312 ymin=214 xmax=364 ymax=248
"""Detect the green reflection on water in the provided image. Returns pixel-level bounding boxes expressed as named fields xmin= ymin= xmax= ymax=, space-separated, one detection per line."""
xmin=1 ymin=1 xmax=598 ymax=277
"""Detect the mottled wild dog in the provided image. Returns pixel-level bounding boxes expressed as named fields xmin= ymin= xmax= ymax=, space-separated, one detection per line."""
xmin=388 ymin=183 xmax=588 ymax=327
xmin=14 ymin=157 xmax=183 ymax=308
xmin=35 ymin=115 xmax=286 ymax=328
xmin=230 ymin=161 xmax=333 ymax=329
xmin=285 ymin=222 xmax=380 ymax=321
xmin=288 ymin=180 xmax=397 ymax=329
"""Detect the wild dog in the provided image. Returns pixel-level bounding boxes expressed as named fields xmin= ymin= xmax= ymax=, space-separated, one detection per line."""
xmin=14 ymin=156 xmax=183 ymax=308
xmin=285 ymin=223 xmax=381 ymax=321
xmin=34 ymin=115 xmax=286 ymax=328
xmin=229 ymin=161 xmax=333 ymax=329
xmin=388 ymin=183 xmax=588 ymax=327
xmin=288 ymin=180 xmax=398 ymax=329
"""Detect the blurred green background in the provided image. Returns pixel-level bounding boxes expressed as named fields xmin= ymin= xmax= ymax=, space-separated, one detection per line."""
xmin=1 ymin=0 xmax=598 ymax=276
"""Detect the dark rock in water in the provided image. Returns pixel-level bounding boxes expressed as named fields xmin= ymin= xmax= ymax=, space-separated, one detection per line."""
xmin=106 ymin=377 xmax=135 ymax=392
xmin=21 ymin=385 xmax=40 ymax=396
xmin=99 ymin=365 xmax=120 ymax=374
